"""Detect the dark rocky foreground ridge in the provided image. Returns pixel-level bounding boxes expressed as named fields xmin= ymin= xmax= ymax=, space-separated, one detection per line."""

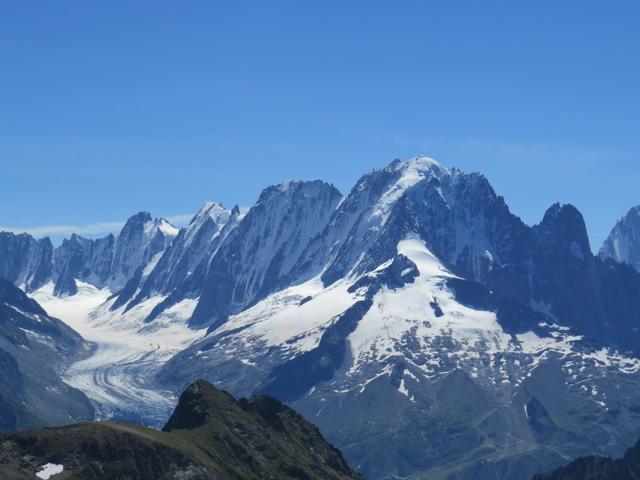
xmin=533 ymin=439 xmax=640 ymax=480
xmin=0 ymin=379 xmax=363 ymax=480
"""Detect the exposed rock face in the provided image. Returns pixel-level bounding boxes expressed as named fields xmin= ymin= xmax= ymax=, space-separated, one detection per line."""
xmin=600 ymin=205 xmax=640 ymax=273
xmin=123 ymin=202 xmax=239 ymax=321
xmin=190 ymin=180 xmax=342 ymax=328
xmin=0 ymin=233 xmax=52 ymax=291
xmin=108 ymin=212 xmax=177 ymax=291
xmin=0 ymin=279 xmax=93 ymax=431
xmin=53 ymin=233 xmax=116 ymax=296
xmin=129 ymin=202 xmax=232 ymax=303
xmin=0 ymin=212 xmax=178 ymax=297
xmin=0 ymin=380 xmax=363 ymax=480
xmin=533 ymin=439 xmax=640 ymax=480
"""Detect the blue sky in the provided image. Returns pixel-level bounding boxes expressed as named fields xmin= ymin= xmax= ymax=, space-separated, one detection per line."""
xmin=1 ymin=1 xmax=639 ymax=248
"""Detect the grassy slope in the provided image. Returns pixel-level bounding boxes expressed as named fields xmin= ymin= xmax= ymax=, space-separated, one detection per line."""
xmin=0 ymin=380 xmax=363 ymax=480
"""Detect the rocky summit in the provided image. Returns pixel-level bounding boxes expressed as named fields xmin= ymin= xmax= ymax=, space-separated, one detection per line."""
xmin=0 ymin=379 xmax=362 ymax=480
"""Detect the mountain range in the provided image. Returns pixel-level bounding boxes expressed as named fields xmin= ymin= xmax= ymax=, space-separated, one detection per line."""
xmin=2 ymin=156 xmax=640 ymax=479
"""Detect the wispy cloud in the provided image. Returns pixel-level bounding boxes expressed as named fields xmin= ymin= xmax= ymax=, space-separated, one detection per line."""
xmin=0 ymin=214 xmax=194 ymax=238
xmin=0 ymin=221 xmax=127 ymax=238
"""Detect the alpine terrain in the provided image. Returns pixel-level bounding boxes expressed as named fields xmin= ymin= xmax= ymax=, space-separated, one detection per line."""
xmin=532 ymin=438 xmax=640 ymax=480
xmin=2 ymin=156 xmax=640 ymax=480
xmin=0 ymin=379 xmax=363 ymax=480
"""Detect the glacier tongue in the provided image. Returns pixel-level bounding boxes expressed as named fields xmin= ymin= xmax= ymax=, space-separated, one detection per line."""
xmin=31 ymin=281 xmax=205 ymax=425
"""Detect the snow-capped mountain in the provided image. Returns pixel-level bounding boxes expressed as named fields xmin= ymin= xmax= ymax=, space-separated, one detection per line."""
xmin=133 ymin=202 xmax=233 ymax=299
xmin=307 ymin=157 xmax=521 ymax=287
xmin=600 ymin=205 xmax=640 ymax=273
xmin=107 ymin=212 xmax=177 ymax=291
xmin=156 ymin=157 xmax=640 ymax=479
xmin=0 ymin=233 xmax=53 ymax=291
xmin=190 ymin=180 xmax=342 ymax=328
xmin=0 ymin=211 xmax=178 ymax=298
xmin=2 ymin=156 xmax=640 ymax=480
xmin=114 ymin=202 xmax=239 ymax=318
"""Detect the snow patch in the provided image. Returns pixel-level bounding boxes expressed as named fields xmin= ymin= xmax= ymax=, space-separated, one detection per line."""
xmin=158 ymin=219 xmax=179 ymax=237
xmin=36 ymin=463 xmax=63 ymax=479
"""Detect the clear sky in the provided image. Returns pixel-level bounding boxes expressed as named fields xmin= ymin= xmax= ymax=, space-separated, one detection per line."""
xmin=1 ymin=1 xmax=639 ymax=249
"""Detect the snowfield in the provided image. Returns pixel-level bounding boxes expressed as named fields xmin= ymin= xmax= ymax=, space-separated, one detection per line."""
xmin=216 ymin=275 xmax=359 ymax=355
xmin=342 ymin=236 xmax=640 ymax=394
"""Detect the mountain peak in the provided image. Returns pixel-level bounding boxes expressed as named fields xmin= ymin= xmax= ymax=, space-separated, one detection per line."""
xmin=386 ymin=155 xmax=446 ymax=174
xmin=118 ymin=212 xmax=177 ymax=239
xmin=259 ymin=179 xmax=341 ymax=202
xmin=539 ymin=203 xmax=586 ymax=229
xmin=621 ymin=205 xmax=640 ymax=220
xmin=162 ymin=379 xmax=235 ymax=431
xmin=125 ymin=211 xmax=153 ymax=226
xmin=537 ymin=203 xmax=592 ymax=253
xmin=189 ymin=201 xmax=231 ymax=228
xmin=367 ymin=155 xmax=451 ymax=226
xmin=275 ymin=179 xmax=302 ymax=191
xmin=600 ymin=204 xmax=640 ymax=273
